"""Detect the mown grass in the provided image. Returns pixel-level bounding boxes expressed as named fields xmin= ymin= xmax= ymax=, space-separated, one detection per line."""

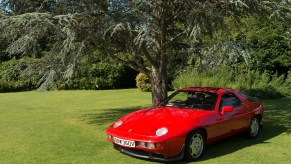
xmin=0 ymin=89 xmax=290 ymax=163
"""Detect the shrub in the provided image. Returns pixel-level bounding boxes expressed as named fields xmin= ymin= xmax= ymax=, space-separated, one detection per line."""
xmin=59 ymin=60 xmax=137 ymax=90
xmin=136 ymin=73 xmax=151 ymax=92
xmin=172 ymin=67 xmax=290 ymax=99
xmin=0 ymin=58 xmax=38 ymax=92
xmin=1 ymin=55 xmax=138 ymax=92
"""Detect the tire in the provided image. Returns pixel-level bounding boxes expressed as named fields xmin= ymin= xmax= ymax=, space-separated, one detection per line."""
xmin=246 ymin=116 xmax=260 ymax=138
xmin=184 ymin=130 xmax=205 ymax=161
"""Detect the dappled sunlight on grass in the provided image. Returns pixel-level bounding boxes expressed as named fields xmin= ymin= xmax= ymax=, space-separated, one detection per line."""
xmin=263 ymin=97 xmax=291 ymax=134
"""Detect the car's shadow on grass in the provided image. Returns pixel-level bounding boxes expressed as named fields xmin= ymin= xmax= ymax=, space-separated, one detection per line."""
xmin=81 ymin=106 xmax=145 ymax=127
xmin=81 ymin=97 xmax=290 ymax=163
xmin=197 ymin=122 xmax=287 ymax=163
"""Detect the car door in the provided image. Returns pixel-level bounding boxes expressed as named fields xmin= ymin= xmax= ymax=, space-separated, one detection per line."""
xmin=216 ymin=93 xmax=249 ymax=137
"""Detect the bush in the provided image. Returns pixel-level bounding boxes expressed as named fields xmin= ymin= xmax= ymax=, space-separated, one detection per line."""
xmin=59 ymin=59 xmax=137 ymax=90
xmin=136 ymin=73 xmax=151 ymax=92
xmin=172 ymin=67 xmax=290 ymax=99
xmin=0 ymin=58 xmax=37 ymax=92
xmin=0 ymin=54 xmax=138 ymax=92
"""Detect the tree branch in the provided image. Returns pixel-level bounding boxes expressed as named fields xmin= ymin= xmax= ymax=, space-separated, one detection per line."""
xmin=164 ymin=30 xmax=187 ymax=48
xmin=131 ymin=52 xmax=150 ymax=76
xmin=109 ymin=52 xmax=150 ymax=75
xmin=140 ymin=44 xmax=159 ymax=69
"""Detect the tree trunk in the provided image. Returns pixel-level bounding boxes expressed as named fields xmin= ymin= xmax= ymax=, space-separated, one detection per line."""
xmin=149 ymin=0 xmax=169 ymax=106
xmin=150 ymin=66 xmax=168 ymax=105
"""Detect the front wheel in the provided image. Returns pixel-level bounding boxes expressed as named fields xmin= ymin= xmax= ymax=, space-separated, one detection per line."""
xmin=246 ymin=116 xmax=260 ymax=138
xmin=184 ymin=130 xmax=205 ymax=161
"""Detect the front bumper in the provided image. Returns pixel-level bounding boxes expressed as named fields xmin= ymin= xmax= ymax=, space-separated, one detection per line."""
xmin=106 ymin=127 xmax=186 ymax=161
xmin=114 ymin=144 xmax=184 ymax=162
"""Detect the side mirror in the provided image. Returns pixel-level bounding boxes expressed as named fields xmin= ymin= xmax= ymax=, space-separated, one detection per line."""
xmin=221 ymin=106 xmax=233 ymax=115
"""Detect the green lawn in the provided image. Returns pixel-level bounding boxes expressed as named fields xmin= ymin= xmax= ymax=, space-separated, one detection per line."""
xmin=0 ymin=89 xmax=290 ymax=163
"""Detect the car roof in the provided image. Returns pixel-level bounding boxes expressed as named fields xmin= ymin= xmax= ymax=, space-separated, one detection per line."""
xmin=180 ymin=87 xmax=238 ymax=94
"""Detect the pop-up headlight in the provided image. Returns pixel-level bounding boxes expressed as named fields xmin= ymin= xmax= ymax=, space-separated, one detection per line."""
xmin=113 ymin=120 xmax=123 ymax=128
xmin=155 ymin=127 xmax=168 ymax=136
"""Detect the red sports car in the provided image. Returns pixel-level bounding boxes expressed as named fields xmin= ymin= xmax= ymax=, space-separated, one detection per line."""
xmin=106 ymin=87 xmax=264 ymax=162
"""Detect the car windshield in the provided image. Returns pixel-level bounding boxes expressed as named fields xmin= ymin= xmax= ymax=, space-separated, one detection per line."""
xmin=161 ymin=90 xmax=218 ymax=110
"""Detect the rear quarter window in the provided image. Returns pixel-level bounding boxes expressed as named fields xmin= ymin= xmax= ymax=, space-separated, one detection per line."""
xmin=238 ymin=92 xmax=258 ymax=102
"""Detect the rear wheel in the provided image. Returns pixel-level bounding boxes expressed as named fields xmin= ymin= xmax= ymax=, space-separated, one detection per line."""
xmin=246 ymin=116 xmax=260 ymax=138
xmin=184 ymin=130 xmax=205 ymax=161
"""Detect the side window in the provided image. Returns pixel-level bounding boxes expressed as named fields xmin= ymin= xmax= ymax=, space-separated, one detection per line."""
xmin=219 ymin=93 xmax=242 ymax=111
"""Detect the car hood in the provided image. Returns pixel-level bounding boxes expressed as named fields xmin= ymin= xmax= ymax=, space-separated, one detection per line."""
xmin=115 ymin=106 xmax=213 ymax=137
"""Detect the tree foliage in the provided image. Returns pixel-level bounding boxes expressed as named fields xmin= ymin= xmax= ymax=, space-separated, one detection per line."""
xmin=0 ymin=0 xmax=290 ymax=104
xmin=245 ymin=18 xmax=291 ymax=76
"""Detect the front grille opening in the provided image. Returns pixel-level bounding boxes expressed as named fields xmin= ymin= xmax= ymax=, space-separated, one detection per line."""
xmin=114 ymin=144 xmax=165 ymax=159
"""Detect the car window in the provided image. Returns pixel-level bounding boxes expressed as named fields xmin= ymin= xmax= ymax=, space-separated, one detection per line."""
xmin=219 ymin=93 xmax=242 ymax=111
xmin=163 ymin=91 xmax=217 ymax=110
xmin=238 ymin=92 xmax=258 ymax=102
xmin=169 ymin=92 xmax=188 ymax=102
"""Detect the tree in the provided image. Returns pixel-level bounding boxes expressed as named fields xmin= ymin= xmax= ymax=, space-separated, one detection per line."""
xmin=245 ymin=18 xmax=291 ymax=76
xmin=0 ymin=0 xmax=289 ymax=104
